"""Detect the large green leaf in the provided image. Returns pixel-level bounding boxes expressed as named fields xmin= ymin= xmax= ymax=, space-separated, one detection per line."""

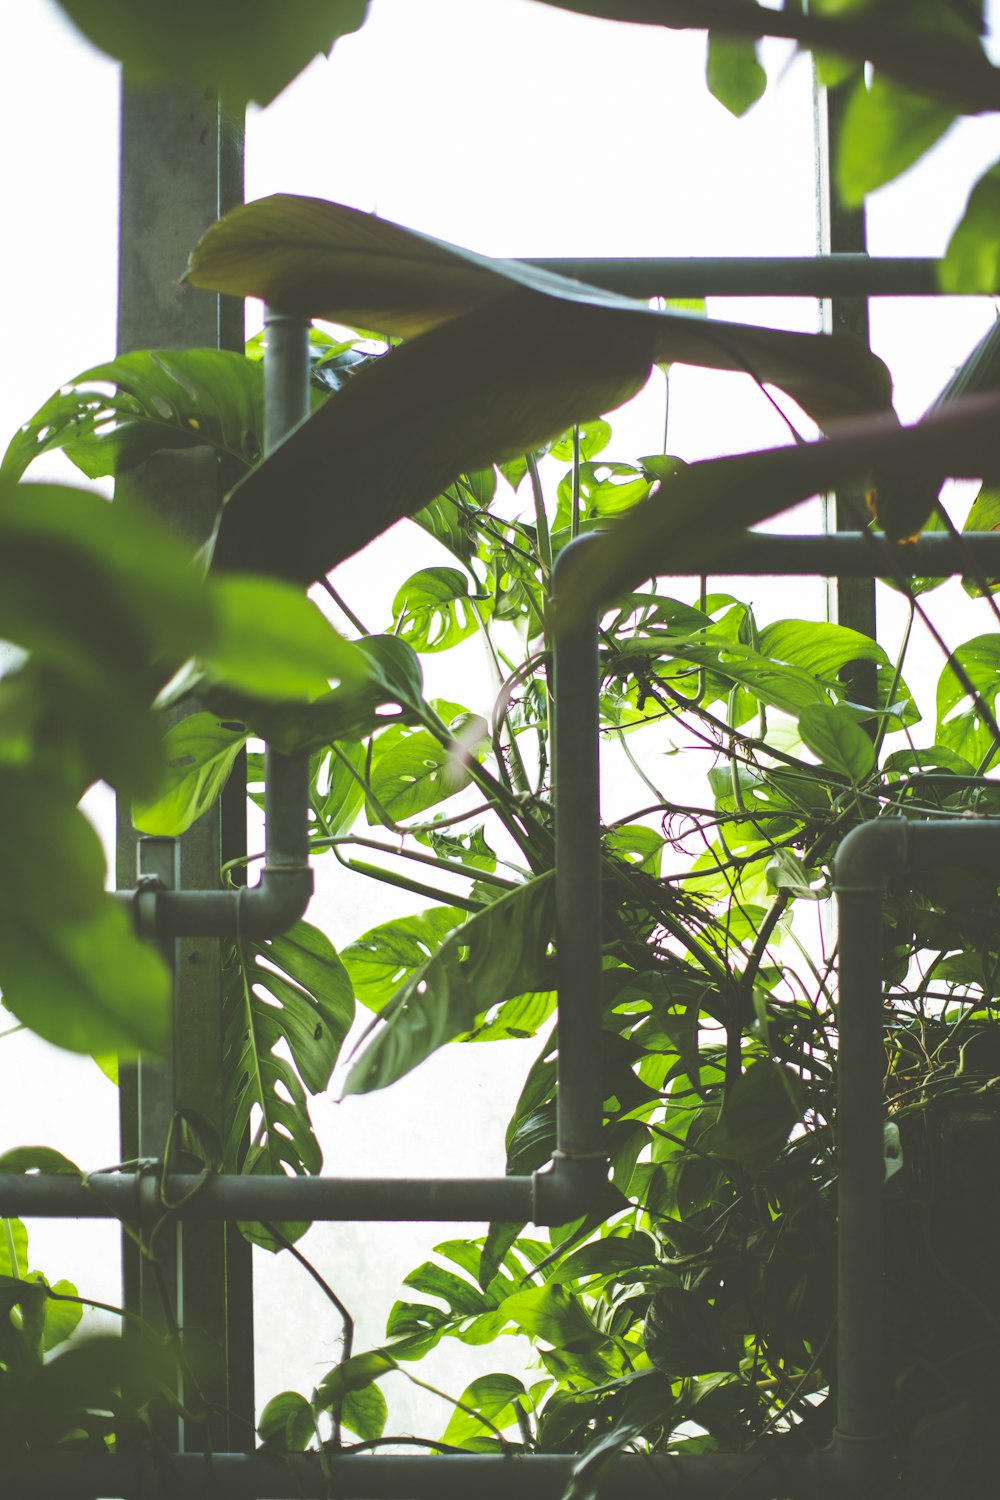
xmin=133 ymin=713 xmax=247 ymax=836
xmin=440 ymin=1373 xmax=529 ymax=1449
xmin=187 ymin=197 xmax=893 ymax=583
xmin=224 ymin=921 xmax=354 ymax=1245
xmin=0 ymin=482 xmax=210 ymax=698
xmin=55 ymin=0 xmax=369 ymax=109
xmin=706 ymin=34 xmax=767 ymax=118
xmin=340 ymin=908 xmax=465 ymax=1014
xmin=558 ymin=393 xmax=1000 ymax=625
xmin=942 ymin=159 xmax=1000 ymax=292
xmin=936 ymin=633 xmax=1000 ymax=766
xmin=344 ymin=875 xmax=555 ymax=1094
xmin=367 ymin=706 xmax=489 ymax=824
xmin=2 ymin=351 xmax=263 ymax=483
xmin=0 ymin=899 xmax=170 ymax=1058
xmin=837 ymin=73 xmax=954 ymax=205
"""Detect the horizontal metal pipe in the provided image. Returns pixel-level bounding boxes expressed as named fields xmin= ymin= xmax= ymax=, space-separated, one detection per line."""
xmin=0 ymin=1157 xmax=617 ymax=1226
xmin=522 ymin=254 xmax=946 ymax=298
xmin=1 ymin=1448 xmax=822 ymax=1498
xmin=126 ymin=748 xmax=313 ymax=940
xmin=666 ymin=530 xmax=1000 ymax=578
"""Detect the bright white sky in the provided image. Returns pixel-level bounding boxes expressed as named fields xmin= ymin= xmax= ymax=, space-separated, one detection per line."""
xmin=3 ymin=0 xmax=1000 ymax=1439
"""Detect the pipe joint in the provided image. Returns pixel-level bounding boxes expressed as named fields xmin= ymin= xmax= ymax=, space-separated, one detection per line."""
xmin=833 ymin=819 xmax=908 ymax=893
xmin=819 ymin=1431 xmax=899 ymax=1499
xmin=531 ymin=1154 xmax=622 ymax=1225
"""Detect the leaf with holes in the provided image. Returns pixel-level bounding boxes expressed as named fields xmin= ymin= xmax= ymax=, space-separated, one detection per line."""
xmin=341 ymin=907 xmax=465 ymax=1014
xmin=344 ymin=875 xmax=555 ymax=1094
xmin=391 ymin=567 xmax=490 ymax=654
xmin=3 ymin=350 xmax=263 ymax=482
xmin=224 ymin=921 xmax=353 ymax=1247
xmin=367 ymin=706 xmax=489 ymax=824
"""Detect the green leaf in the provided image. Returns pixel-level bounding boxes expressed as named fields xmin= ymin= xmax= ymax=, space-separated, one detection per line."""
xmin=643 ymin=1287 xmax=739 ymax=1376
xmin=367 ymin=712 xmax=488 ymax=824
xmin=0 ymin=772 xmax=107 ymax=924
xmin=0 ymin=480 xmax=210 ymax=688
xmin=132 ymin=713 xmax=246 ymax=836
xmin=936 ymin=633 xmax=1000 ymax=766
xmin=440 ymin=1374 xmax=528 ymax=1448
xmin=55 ymin=0 xmax=369 ymax=109
xmin=549 ymin=420 xmax=612 ymax=461
xmin=604 ymin=825 xmax=664 ymax=876
xmin=199 ymin=576 xmax=368 ymax=701
xmin=0 ymin=1148 xmax=81 ymax=1177
xmin=499 ymin=1284 xmax=606 ymax=1353
xmin=341 ymin=1382 xmax=388 ymax=1441
xmin=189 ymin=197 xmax=893 ymax=585
xmin=40 ymin=1281 xmax=82 ymax=1354
xmin=344 ymin=875 xmax=555 ymax=1094
xmin=707 ymin=34 xmax=767 ymax=117
xmin=941 ymin=159 xmax=1000 ymax=292
xmin=3 ymin=350 xmax=263 ymax=483
xmin=258 ymin=1390 xmax=316 ymax=1451
xmin=315 ymin=1349 xmax=397 ymax=1407
xmin=701 ymin=1059 xmax=802 ymax=1173
xmin=391 ymin=567 xmax=489 ymax=653
xmin=798 ymin=702 xmax=876 ymax=782
xmin=837 ymin=73 xmax=954 ymax=205
xmin=0 ymin=1220 xmax=29 ymax=1278
xmin=0 ymin=899 xmax=170 ymax=1058
xmin=224 ymin=922 xmax=353 ymax=1247
xmin=341 ymin=908 xmax=464 ymax=1014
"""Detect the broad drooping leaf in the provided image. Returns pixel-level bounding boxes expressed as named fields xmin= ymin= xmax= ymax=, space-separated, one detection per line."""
xmin=556 ymin=393 xmax=1000 ymax=626
xmin=2 ymin=351 xmax=263 ymax=483
xmin=943 ymin=159 xmax=1000 ymax=292
xmin=55 ymin=0 xmax=369 ymax=109
xmin=344 ymin=875 xmax=555 ymax=1094
xmin=224 ymin=921 xmax=353 ymax=1246
xmin=185 ymin=196 xmax=893 ymax=583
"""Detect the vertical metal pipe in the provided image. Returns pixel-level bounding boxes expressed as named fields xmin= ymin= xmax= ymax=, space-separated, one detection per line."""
xmin=264 ymin=306 xmax=311 ymax=451
xmin=551 ymin=539 xmax=605 ymax=1161
xmin=833 ymin=873 xmax=893 ymax=1441
xmin=815 ymin=69 xmax=877 ymax=721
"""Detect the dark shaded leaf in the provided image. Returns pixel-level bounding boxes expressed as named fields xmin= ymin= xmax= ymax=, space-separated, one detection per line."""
xmin=55 ymin=0 xmax=369 ymax=109
xmin=643 ymin=1287 xmax=739 ymax=1376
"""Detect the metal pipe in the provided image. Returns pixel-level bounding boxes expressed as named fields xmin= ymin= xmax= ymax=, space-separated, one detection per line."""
xmin=0 ymin=1156 xmax=617 ymax=1226
xmin=0 ymin=1447 xmax=823 ymax=1498
xmin=833 ymin=820 xmax=1000 ymax=1472
xmin=522 ymin=254 xmax=949 ymax=299
xmin=127 ymin=309 xmax=314 ymax=942
xmin=551 ymin=539 xmax=606 ymax=1163
xmin=697 ymin=530 xmax=1000 ymax=577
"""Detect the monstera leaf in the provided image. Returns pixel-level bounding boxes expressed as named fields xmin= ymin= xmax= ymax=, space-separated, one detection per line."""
xmin=224 ymin=921 xmax=353 ymax=1247
xmin=185 ymin=195 xmax=893 ymax=584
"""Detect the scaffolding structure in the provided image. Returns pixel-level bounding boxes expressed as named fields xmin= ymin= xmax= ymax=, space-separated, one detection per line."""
xmin=2 ymin=62 xmax=999 ymax=1500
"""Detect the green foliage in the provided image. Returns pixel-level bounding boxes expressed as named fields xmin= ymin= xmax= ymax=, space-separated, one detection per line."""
xmin=224 ymin=921 xmax=354 ymax=1248
xmin=2 ymin=350 xmax=264 ymax=483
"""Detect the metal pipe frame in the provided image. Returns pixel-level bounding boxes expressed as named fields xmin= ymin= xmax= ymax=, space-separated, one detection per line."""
xmin=124 ymin=307 xmax=314 ymax=945
xmin=9 ymin=534 xmax=1000 ymax=1493
xmin=1 ymin=1449 xmax=825 ymax=1500
xmin=523 ymin=255 xmax=951 ymax=298
xmin=10 ymin=531 xmax=1000 ymax=1226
